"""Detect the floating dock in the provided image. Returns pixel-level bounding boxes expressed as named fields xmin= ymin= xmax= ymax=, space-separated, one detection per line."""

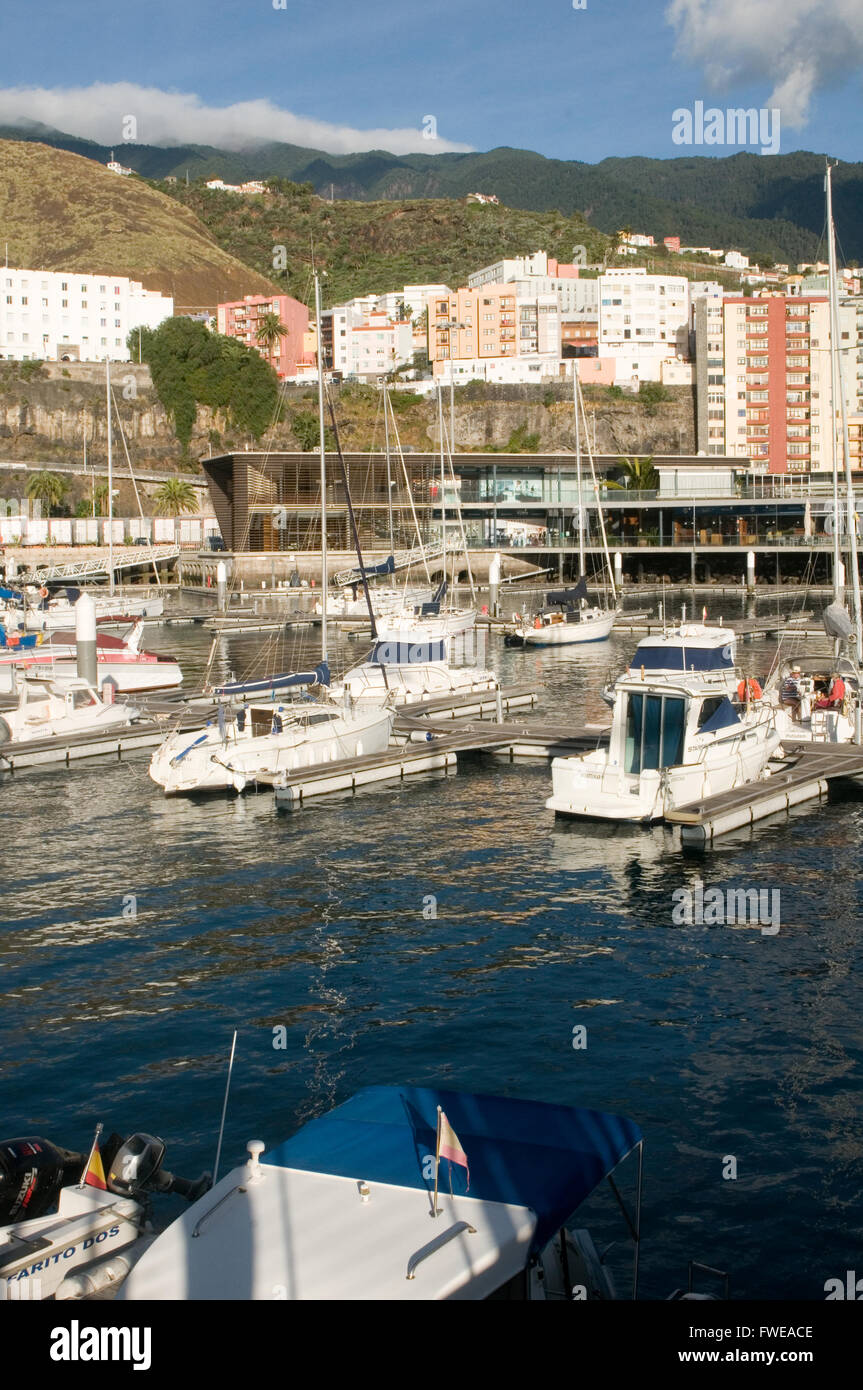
xmin=666 ymin=742 xmax=863 ymax=845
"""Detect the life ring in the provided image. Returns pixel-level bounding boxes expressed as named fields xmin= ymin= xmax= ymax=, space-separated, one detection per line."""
xmin=737 ymin=677 xmax=762 ymax=702
xmin=39 ymin=586 xmax=49 ymax=599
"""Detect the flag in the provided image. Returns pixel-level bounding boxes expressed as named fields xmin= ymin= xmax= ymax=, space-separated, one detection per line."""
xmin=82 ymin=1135 xmax=107 ymax=1190
xmin=437 ymin=1109 xmax=470 ymax=1190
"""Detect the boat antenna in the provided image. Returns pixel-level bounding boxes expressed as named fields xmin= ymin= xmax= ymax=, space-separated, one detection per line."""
xmin=213 ymin=1029 xmax=238 ymax=1185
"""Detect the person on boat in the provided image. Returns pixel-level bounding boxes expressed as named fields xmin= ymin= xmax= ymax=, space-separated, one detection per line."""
xmin=780 ymin=666 xmax=803 ymax=719
xmin=814 ymin=674 xmax=846 ymax=711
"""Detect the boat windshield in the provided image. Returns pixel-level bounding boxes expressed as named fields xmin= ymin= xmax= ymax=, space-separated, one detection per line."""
xmin=624 ymin=692 xmax=686 ymax=774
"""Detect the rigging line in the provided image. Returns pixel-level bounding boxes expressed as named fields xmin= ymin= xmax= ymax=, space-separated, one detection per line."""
xmin=390 ymin=400 xmax=432 ymax=582
xmin=108 ymin=381 xmax=161 ymax=590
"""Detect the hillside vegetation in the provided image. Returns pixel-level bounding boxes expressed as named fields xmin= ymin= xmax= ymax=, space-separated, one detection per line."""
xmin=4 ymin=124 xmax=860 ymax=264
xmin=0 ymin=139 xmax=280 ymax=308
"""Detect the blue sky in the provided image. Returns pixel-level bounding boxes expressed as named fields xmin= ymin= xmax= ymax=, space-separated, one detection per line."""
xmin=0 ymin=0 xmax=859 ymax=162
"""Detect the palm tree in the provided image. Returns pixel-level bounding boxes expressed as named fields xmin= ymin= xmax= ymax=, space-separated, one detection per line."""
xmin=607 ymin=456 xmax=658 ymax=493
xmin=153 ymin=477 xmax=198 ymax=516
xmin=25 ymin=470 xmax=68 ymax=515
xmin=255 ymin=312 xmax=288 ymax=358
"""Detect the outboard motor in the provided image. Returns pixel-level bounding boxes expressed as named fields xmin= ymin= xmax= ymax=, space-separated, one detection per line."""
xmin=0 ymin=1137 xmax=84 ymax=1224
xmin=107 ymin=1133 xmax=210 ymax=1202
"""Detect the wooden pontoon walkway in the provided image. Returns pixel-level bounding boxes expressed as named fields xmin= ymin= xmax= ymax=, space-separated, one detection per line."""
xmin=666 ymin=741 xmax=863 ymax=845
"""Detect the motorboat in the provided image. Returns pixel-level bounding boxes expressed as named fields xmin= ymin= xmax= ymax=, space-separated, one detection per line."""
xmin=0 ymin=620 xmax=183 ymax=695
xmin=149 ymin=665 xmax=394 ymax=795
xmin=118 ymin=1086 xmax=646 ymax=1301
xmin=331 ymin=631 xmax=498 ymax=707
xmin=547 ymin=668 xmax=780 ymax=823
xmin=599 ymin=621 xmax=740 ymax=705
xmin=6 ymin=586 xmax=165 ymax=633
xmin=0 ymin=1130 xmax=208 ymax=1301
xmin=0 ymin=675 xmax=139 ymax=745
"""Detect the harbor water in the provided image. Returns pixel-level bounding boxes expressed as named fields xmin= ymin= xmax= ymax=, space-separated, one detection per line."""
xmin=1 ymin=594 xmax=861 ymax=1299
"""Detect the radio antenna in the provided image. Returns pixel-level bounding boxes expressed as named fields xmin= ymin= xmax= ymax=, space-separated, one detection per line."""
xmin=213 ymin=1030 xmax=238 ymax=1184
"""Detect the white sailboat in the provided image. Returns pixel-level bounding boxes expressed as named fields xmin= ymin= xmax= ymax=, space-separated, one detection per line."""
xmin=0 ymin=674 xmax=139 ymax=745
xmin=510 ymin=373 xmax=616 ymax=646
xmin=148 ymin=274 xmax=393 ymax=795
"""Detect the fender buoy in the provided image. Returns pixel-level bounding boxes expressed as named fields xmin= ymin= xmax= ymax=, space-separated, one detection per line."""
xmin=39 ymin=586 xmax=49 ymax=599
xmin=534 ymin=617 xmax=542 ymax=630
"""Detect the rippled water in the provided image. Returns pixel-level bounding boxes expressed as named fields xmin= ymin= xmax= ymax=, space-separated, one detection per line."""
xmin=1 ymin=592 xmax=861 ymax=1299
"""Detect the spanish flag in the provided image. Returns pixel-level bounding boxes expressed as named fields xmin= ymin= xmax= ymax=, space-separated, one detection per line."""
xmin=82 ymin=1133 xmax=108 ymax=1191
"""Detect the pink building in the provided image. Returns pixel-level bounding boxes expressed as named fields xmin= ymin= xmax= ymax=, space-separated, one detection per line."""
xmin=217 ymin=294 xmax=311 ymax=378
xmin=664 ymin=236 xmax=681 ymax=253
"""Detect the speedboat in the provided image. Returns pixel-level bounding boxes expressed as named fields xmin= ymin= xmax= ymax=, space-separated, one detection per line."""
xmin=331 ymin=631 xmax=498 ymax=707
xmin=149 ymin=664 xmax=394 ymax=795
xmin=118 ymin=1086 xmax=646 ymax=1301
xmin=0 ymin=675 xmax=138 ymax=745
xmin=0 ymin=1130 xmax=207 ymax=1301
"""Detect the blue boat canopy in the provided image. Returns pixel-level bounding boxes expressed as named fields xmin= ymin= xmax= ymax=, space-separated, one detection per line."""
xmin=0 ymin=586 xmax=22 ymax=602
xmin=699 ymin=694 xmax=740 ymax=733
xmin=346 ymin=555 xmax=395 ymax=582
xmin=545 ymin=576 xmax=588 ymax=608
xmin=418 ymin=579 xmax=447 ymax=616
xmin=368 ymin=639 xmax=446 ymax=665
xmin=263 ymin=1085 xmax=642 ymax=1255
xmin=631 ymin=641 xmax=734 ymax=672
xmin=214 ymin=662 xmax=330 ymax=696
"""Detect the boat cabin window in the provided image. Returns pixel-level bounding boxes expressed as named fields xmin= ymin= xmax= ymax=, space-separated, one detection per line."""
xmin=69 ymin=690 xmax=97 ymax=709
xmin=625 ymin=692 xmax=686 ymax=774
xmin=697 ymin=696 xmax=725 ymax=729
xmin=250 ymin=707 xmax=276 ymax=737
xmin=307 ymin=711 xmax=337 ymax=725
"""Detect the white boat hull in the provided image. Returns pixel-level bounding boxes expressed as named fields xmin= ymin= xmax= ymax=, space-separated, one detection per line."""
xmin=518 ymin=610 xmax=615 ymax=646
xmin=150 ymin=703 xmax=394 ymax=794
xmin=547 ymin=725 xmax=781 ymax=823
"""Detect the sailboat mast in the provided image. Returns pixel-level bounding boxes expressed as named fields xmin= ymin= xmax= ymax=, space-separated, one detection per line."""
xmin=437 ymin=383 xmax=447 ymax=584
xmin=315 ymin=273 xmax=328 ymax=667
xmin=826 ymin=164 xmax=844 ymax=611
xmin=106 ymin=357 xmax=114 ymax=597
xmin=826 ymin=162 xmax=863 ymax=668
xmin=574 ymin=370 xmax=584 ymax=579
xmin=384 ymin=385 xmax=394 ymax=556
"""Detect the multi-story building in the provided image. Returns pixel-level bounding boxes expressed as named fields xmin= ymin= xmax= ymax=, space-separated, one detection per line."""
xmin=0 ymin=266 xmax=172 ymax=363
xmin=427 ymin=283 xmax=561 ymax=382
xmin=694 ymin=293 xmax=859 ymax=474
xmin=217 ymin=294 xmax=311 ymax=378
xmin=319 ymin=299 xmax=414 ymax=379
xmin=597 ymin=268 xmax=690 ymax=382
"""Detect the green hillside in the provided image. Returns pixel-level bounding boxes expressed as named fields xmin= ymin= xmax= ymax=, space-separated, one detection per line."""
xmin=3 ymin=123 xmax=860 ymax=265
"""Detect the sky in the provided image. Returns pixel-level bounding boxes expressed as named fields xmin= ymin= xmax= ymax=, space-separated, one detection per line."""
xmin=0 ymin=0 xmax=860 ymax=163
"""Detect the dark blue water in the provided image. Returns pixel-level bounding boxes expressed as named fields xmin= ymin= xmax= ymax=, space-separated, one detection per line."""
xmin=2 ymin=596 xmax=861 ymax=1299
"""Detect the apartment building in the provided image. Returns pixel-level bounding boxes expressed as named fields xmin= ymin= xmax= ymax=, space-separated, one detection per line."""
xmin=598 ymin=268 xmax=690 ymax=382
xmin=217 ymin=294 xmax=311 ymax=378
xmin=428 ymin=282 xmax=560 ymax=382
xmin=0 ymin=266 xmax=172 ymax=363
xmin=694 ymin=293 xmax=859 ymax=474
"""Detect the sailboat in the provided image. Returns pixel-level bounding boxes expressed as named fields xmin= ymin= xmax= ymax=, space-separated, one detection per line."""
xmin=148 ymin=275 xmax=393 ymax=795
xmin=508 ymin=372 xmax=616 ymax=646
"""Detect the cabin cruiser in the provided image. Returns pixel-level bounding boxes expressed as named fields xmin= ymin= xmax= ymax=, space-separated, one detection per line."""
xmin=330 ymin=632 xmax=498 ymax=707
xmin=119 ymin=1086 xmax=646 ymax=1301
xmin=149 ymin=664 xmax=394 ymax=795
xmin=0 ymin=675 xmax=138 ymax=746
xmin=0 ymin=1130 xmax=208 ymax=1301
xmin=0 ymin=620 xmax=182 ymax=695
xmin=548 ymin=624 xmax=780 ymax=823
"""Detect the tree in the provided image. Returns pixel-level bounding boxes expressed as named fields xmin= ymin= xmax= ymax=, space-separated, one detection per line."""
xmin=607 ymin=456 xmax=658 ymax=492
xmin=255 ymin=312 xmax=288 ymax=357
xmin=153 ymin=477 xmax=198 ymax=516
xmin=638 ymin=381 xmax=670 ymax=415
xmin=25 ymin=471 xmax=68 ymax=515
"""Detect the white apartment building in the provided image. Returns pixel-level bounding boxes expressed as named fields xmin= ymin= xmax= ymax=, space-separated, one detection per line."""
xmin=321 ymin=298 xmax=414 ymax=379
xmin=468 ymin=251 xmax=552 ymax=289
xmin=467 ymin=251 xmax=594 ymax=319
xmin=0 ymin=267 xmax=173 ymax=363
xmin=598 ymin=268 xmax=690 ymax=381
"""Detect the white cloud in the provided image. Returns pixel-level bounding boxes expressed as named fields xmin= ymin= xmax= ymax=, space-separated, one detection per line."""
xmin=0 ymin=82 xmax=473 ymax=155
xmin=666 ymin=0 xmax=863 ymax=128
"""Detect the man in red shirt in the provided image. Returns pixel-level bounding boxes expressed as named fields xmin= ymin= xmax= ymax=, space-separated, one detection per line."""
xmin=815 ymin=674 xmax=846 ymax=710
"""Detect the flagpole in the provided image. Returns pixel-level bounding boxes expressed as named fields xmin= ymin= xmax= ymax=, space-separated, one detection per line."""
xmin=79 ymin=1121 xmax=103 ymax=1187
xmin=432 ymin=1105 xmax=442 ymax=1216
